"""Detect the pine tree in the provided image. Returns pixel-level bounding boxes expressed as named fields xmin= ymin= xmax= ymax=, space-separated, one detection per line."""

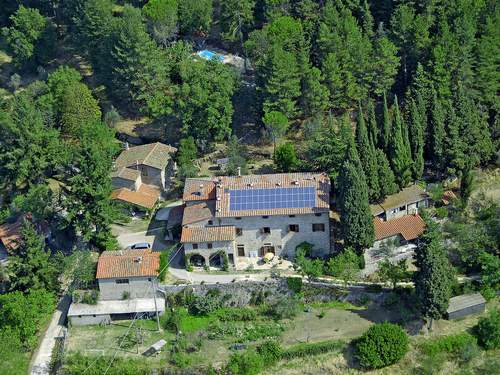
xmin=301 ymin=66 xmax=329 ymax=117
xmin=375 ymin=148 xmax=398 ymax=200
xmin=408 ymin=98 xmax=424 ymax=180
xmin=429 ymin=89 xmax=446 ymax=173
xmin=380 ymin=92 xmax=391 ymax=151
xmin=366 ymin=98 xmax=378 ymax=146
xmin=414 ymin=218 xmax=454 ymax=330
xmin=389 ymin=96 xmax=412 ymax=187
xmin=7 ymin=221 xmax=57 ymax=293
xmin=337 ymin=137 xmax=374 ymax=253
xmin=356 ymin=104 xmax=379 ymax=202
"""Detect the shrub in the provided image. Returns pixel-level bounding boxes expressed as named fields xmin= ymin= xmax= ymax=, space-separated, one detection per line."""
xmin=169 ymin=352 xmax=192 ymax=368
xmin=121 ymin=291 xmax=130 ymax=300
xmin=420 ymin=332 xmax=478 ymax=358
xmin=435 ymin=206 xmax=448 ymax=219
xmin=226 ymin=350 xmax=264 ymax=375
xmin=281 ymin=339 xmax=344 ymax=359
xmin=475 ymin=309 xmax=500 ymax=350
xmin=257 ymin=340 xmax=282 ymax=366
xmin=189 ymin=294 xmax=223 ymax=316
xmin=212 ymin=307 xmax=257 ymax=321
xmin=355 ymin=322 xmax=409 ymax=369
xmin=158 ymin=247 xmax=174 ymax=281
xmin=286 ymin=277 xmax=303 ymax=294
xmin=266 ymin=296 xmax=301 ymax=320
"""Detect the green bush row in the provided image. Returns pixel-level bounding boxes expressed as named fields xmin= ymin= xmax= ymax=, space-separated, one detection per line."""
xmin=420 ymin=332 xmax=477 ymax=357
xmin=281 ymin=339 xmax=344 ymax=359
xmin=212 ymin=307 xmax=257 ymax=321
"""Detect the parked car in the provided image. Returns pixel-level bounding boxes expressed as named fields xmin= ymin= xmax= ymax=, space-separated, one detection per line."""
xmin=129 ymin=242 xmax=151 ymax=250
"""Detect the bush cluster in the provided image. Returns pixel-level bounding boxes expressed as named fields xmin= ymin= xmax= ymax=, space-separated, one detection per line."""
xmin=355 ymin=322 xmax=409 ymax=369
xmin=212 ymin=307 xmax=257 ymax=322
xmin=226 ymin=349 xmax=264 ymax=375
xmin=420 ymin=332 xmax=478 ymax=358
xmin=257 ymin=340 xmax=283 ymax=366
xmin=475 ymin=309 xmax=500 ymax=350
xmin=266 ymin=296 xmax=301 ymax=319
xmin=281 ymin=339 xmax=344 ymax=359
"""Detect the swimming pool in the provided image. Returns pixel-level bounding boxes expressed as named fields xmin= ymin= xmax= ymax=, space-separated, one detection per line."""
xmin=197 ymin=50 xmax=225 ymax=62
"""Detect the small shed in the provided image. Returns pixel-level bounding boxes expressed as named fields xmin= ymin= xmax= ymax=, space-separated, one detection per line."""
xmin=447 ymin=293 xmax=486 ymax=320
xmin=143 ymin=339 xmax=167 ymax=357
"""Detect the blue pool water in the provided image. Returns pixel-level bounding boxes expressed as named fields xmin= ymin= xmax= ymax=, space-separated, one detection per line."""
xmin=197 ymin=50 xmax=224 ymax=62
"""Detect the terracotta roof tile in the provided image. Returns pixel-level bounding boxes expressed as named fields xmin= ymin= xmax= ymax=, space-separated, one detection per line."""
xmin=182 ymin=201 xmax=215 ymax=226
xmin=96 ymin=250 xmax=160 ymax=279
xmin=111 ymin=184 xmax=160 ymax=209
xmin=182 ymin=178 xmax=216 ymax=201
xmin=181 ymin=226 xmax=235 ymax=243
xmin=115 ymin=142 xmax=177 ymax=171
xmin=374 ymin=215 xmax=426 ymax=241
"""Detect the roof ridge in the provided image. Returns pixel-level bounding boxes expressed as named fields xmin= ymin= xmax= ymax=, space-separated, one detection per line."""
xmin=142 ymin=142 xmax=159 ymax=165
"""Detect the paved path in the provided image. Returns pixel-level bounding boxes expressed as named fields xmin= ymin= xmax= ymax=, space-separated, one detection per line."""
xmin=30 ymin=295 xmax=71 ymax=375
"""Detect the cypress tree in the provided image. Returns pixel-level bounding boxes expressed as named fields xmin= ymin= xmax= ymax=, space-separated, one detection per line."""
xmin=356 ymin=104 xmax=379 ymax=202
xmin=380 ymin=92 xmax=391 ymax=151
xmin=366 ymin=98 xmax=378 ymax=146
xmin=429 ymin=89 xmax=446 ymax=173
xmin=337 ymin=137 xmax=375 ymax=254
xmin=414 ymin=218 xmax=454 ymax=330
xmin=444 ymin=105 xmax=465 ymax=176
xmin=375 ymin=148 xmax=398 ymax=200
xmin=408 ymin=98 xmax=425 ymax=180
xmin=389 ymin=96 xmax=412 ymax=187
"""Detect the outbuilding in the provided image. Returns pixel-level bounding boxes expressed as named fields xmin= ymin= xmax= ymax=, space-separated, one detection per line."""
xmin=447 ymin=293 xmax=486 ymax=320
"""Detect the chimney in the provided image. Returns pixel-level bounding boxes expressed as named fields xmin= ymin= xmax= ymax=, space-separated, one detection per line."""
xmin=237 ymin=166 xmax=241 ymax=176
xmin=124 ymin=141 xmax=129 ymax=150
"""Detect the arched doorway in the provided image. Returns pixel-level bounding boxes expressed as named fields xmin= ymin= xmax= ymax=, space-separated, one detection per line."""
xmin=190 ymin=254 xmax=205 ymax=267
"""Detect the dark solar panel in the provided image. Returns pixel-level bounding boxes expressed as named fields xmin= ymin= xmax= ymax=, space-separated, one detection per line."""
xmin=229 ymin=187 xmax=316 ymax=211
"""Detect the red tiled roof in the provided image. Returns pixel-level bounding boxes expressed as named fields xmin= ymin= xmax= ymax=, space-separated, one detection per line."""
xmin=111 ymin=184 xmax=160 ymax=209
xmin=181 ymin=226 xmax=235 ymax=243
xmin=0 ymin=216 xmax=23 ymax=251
xmin=183 ymin=178 xmax=216 ymax=201
xmin=374 ymin=215 xmax=426 ymax=241
xmin=96 ymin=250 xmax=160 ymax=279
xmin=182 ymin=201 xmax=215 ymax=226
xmin=212 ymin=172 xmax=330 ymax=217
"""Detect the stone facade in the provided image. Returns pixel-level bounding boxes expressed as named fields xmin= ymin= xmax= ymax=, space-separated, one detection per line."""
xmin=98 ymin=276 xmax=158 ymax=300
xmin=184 ymin=240 xmax=236 ymax=266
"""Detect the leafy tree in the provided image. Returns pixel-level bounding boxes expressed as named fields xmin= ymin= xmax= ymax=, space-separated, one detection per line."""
xmin=414 ymin=218 xmax=454 ymax=330
xmin=226 ymin=349 xmax=264 ymax=375
xmin=12 ymin=185 xmax=54 ymax=221
xmin=143 ymin=0 xmax=178 ymax=46
xmin=63 ymin=121 xmax=120 ymax=250
xmin=45 ymin=66 xmax=82 ymax=113
xmin=178 ymin=0 xmax=213 ymax=35
xmin=226 ymin=135 xmax=248 ymax=176
xmin=2 ymin=6 xmax=56 ymax=68
xmin=376 ymin=148 xmax=398 ymax=200
xmin=325 ymin=247 xmax=360 ymax=286
xmin=408 ymin=97 xmax=425 ymax=180
xmin=63 ymin=250 xmax=97 ymax=292
xmin=355 ymin=322 xmax=409 ymax=369
xmin=478 ymin=252 xmax=500 ymax=296
xmin=176 ymin=136 xmax=198 ymax=179
xmin=378 ymin=259 xmax=408 ymax=289
xmin=7 ymin=221 xmax=58 ymax=293
xmin=337 ymin=138 xmax=374 ymax=253
xmin=389 ymin=96 xmax=412 ymax=187
xmin=356 ymin=105 xmax=379 ymax=202
xmin=103 ymin=106 xmax=121 ymax=128
xmin=60 ymin=82 xmax=101 ymax=136
xmin=176 ymin=60 xmax=236 ymax=144
xmin=274 ymin=143 xmax=298 ymax=172
xmin=111 ymin=5 xmax=172 ymax=117
xmin=262 ymin=110 xmax=289 ymax=152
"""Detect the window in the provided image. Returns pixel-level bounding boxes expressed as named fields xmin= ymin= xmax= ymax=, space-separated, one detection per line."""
xmin=207 ymin=243 xmax=213 ymax=249
xmin=312 ymin=223 xmax=325 ymax=232
xmin=148 ymin=278 xmax=151 ymax=282
xmin=261 ymin=227 xmax=271 ymax=234
xmin=399 ymin=205 xmax=406 ymax=211
xmin=235 ymin=217 xmax=242 ymax=220
xmin=208 ymin=220 xmax=213 ymax=225
xmin=192 ymin=243 xmax=198 ymax=250
xmin=315 ymin=213 xmax=322 ymax=217
xmin=262 ymin=215 xmax=269 ymax=219
xmin=115 ymin=279 xmax=129 ymax=284
xmin=288 ymin=224 xmax=299 ymax=232
xmin=237 ymin=245 xmax=245 ymax=256
xmin=236 ymin=228 xmax=243 ymax=236
xmin=288 ymin=214 xmax=296 ymax=218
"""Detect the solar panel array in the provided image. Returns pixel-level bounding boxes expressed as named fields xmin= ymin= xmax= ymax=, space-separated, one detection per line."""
xmin=229 ymin=187 xmax=316 ymax=211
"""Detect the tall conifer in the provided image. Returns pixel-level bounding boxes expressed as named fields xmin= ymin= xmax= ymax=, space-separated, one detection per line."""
xmin=389 ymin=96 xmax=412 ymax=187
xmin=408 ymin=98 xmax=425 ymax=180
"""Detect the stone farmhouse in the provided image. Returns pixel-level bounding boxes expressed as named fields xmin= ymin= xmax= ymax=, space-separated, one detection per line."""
xmin=111 ymin=142 xmax=177 ymax=210
xmin=180 ymin=172 xmax=331 ymax=268
xmin=67 ymin=249 xmax=165 ymax=326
